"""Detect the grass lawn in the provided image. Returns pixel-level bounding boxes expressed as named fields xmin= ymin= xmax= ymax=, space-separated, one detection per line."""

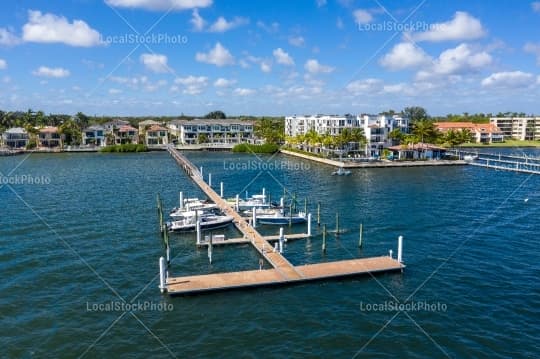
xmin=458 ymin=140 xmax=540 ymax=148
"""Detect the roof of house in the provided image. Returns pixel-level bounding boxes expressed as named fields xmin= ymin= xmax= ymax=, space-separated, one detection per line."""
xmin=169 ymin=119 xmax=254 ymax=126
xmin=147 ymin=124 xmax=168 ymax=132
xmin=139 ymin=120 xmax=160 ymax=126
xmin=474 ymin=123 xmax=502 ymax=133
xmin=83 ymin=125 xmax=106 ymax=131
xmin=388 ymin=142 xmax=446 ymax=151
xmin=5 ymin=127 xmax=27 ymax=134
xmin=103 ymin=119 xmax=129 ymax=127
xmin=435 ymin=122 xmax=502 ymax=133
xmin=118 ymin=125 xmax=138 ymax=132
xmin=39 ymin=126 xmax=59 ymax=133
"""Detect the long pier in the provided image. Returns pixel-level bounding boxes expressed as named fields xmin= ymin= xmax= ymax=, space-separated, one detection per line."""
xmin=164 ymin=146 xmax=404 ymax=295
xmin=449 ymin=149 xmax=540 ymax=175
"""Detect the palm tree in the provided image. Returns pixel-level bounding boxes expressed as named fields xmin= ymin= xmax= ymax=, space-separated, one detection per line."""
xmin=412 ymin=120 xmax=438 ymax=144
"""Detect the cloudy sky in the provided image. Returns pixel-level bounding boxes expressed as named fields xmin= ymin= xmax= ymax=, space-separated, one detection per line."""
xmin=0 ymin=0 xmax=539 ymax=116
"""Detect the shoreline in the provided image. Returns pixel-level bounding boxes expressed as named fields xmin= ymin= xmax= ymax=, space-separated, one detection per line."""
xmin=279 ymin=149 xmax=468 ymax=168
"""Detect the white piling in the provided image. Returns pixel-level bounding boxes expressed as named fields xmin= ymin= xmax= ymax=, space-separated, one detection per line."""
xmin=196 ymin=220 xmax=201 ymax=245
xmin=208 ymin=173 xmax=212 ymax=187
xmin=279 ymin=227 xmax=284 ymax=253
xmin=159 ymin=256 xmax=166 ymax=293
xmin=200 ymin=166 xmax=203 ymax=178
xmin=208 ymin=235 xmax=213 ymax=264
xmin=397 ymin=235 xmax=403 ymax=263
xmin=235 ymin=194 xmax=240 ymax=211
xmin=252 ymin=206 xmax=257 ymax=228
xmin=166 ymin=245 xmax=170 ymax=264
xmin=389 ymin=249 xmax=393 ymax=259
xmin=220 ymin=182 xmax=224 ymax=198
xmin=179 ymin=191 xmax=184 ymax=209
xmin=307 ymin=213 xmax=312 ymax=237
xmin=262 ymin=188 xmax=266 ymax=203
xmin=280 ymin=197 xmax=284 ymax=214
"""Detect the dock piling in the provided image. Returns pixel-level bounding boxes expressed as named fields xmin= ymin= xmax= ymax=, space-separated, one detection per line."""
xmin=220 ymin=182 xmax=224 ymax=198
xmin=389 ymin=249 xmax=393 ymax=259
xmin=397 ymin=235 xmax=403 ymax=263
xmin=196 ymin=220 xmax=201 ymax=245
xmin=208 ymin=235 xmax=213 ymax=264
xmin=252 ymin=207 xmax=257 ymax=228
xmin=235 ymin=194 xmax=240 ymax=211
xmin=280 ymin=197 xmax=284 ymax=214
xmin=322 ymin=224 xmax=327 ymax=253
xmin=307 ymin=213 xmax=312 ymax=236
xmin=262 ymin=188 xmax=266 ymax=203
xmin=279 ymin=227 xmax=284 ymax=253
xmin=208 ymin=173 xmax=212 ymax=187
xmin=179 ymin=191 xmax=184 ymax=209
xmin=159 ymin=256 xmax=166 ymax=293
xmin=335 ymin=212 xmax=339 ymax=235
xmin=317 ymin=202 xmax=320 ymax=226
xmin=359 ymin=223 xmax=363 ymax=248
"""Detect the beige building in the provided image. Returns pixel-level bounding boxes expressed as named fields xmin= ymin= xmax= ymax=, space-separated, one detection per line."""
xmin=489 ymin=117 xmax=540 ymax=140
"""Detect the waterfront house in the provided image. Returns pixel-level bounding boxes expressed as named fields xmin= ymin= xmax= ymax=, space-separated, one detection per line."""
xmin=388 ymin=143 xmax=446 ymax=160
xmin=145 ymin=124 xmax=169 ymax=146
xmin=103 ymin=119 xmax=129 ymax=133
xmin=2 ymin=127 xmax=29 ymax=149
xmin=434 ymin=122 xmax=504 ymax=144
xmin=116 ymin=125 xmax=139 ymax=144
xmin=169 ymin=119 xmax=255 ymax=145
xmin=489 ymin=117 xmax=540 ymax=141
xmin=38 ymin=126 xmax=63 ymax=149
xmin=138 ymin=119 xmax=160 ymax=134
xmin=82 ymin=125 xmax=107 ymax=147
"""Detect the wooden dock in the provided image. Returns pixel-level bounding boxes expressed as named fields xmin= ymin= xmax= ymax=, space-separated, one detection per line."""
xmin=449 ymin=149 xmax=540 ymax=175
xmin=196 ymin=233 xmax=309 ymax=247
xmin=166 ymin=256 xmax=403 ymax=295
xmin=165 ymin=146 xmax=404 ymax=295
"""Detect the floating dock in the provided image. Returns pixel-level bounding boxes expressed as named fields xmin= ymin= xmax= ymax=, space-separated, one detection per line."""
xmin=449 ymin=149 xmax=540 ymax=175
xmin=163 ymin=146 xmax=404 ymax=295
xmin=196 ymin=233 xmax=309 ymax=247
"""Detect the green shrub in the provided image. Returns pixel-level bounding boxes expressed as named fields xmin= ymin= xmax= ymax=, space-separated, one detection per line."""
xmin=232 ymin=143 xmax=279 ymax=153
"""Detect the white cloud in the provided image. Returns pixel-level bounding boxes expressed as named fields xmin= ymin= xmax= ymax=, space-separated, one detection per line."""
xmin=524 ymin=42 xmax=540 ymax=65
xmin=190 ymin=9 xmax=206 ymax=31
xmin=383 ymin=83 xmax=409 ymax=94
xmin=0 ymin=59 xmax=6 ymax=70
xmin=0 ymin=28 xmax=20 ymax=46
xmin=140 ymin=53 xmax=169 ymax=73
xmin=317 ymin=0 xmax=327 ymax=7
xmin=289 ymin=36 xmax=305 ymax=47
xmin=273 ymin=48 xmax=294 ymax=66
xmin=380 ymin=42 xmax=432 ymax=70
xmin=105 ymin=0 xmax=212 ymax=11
xmin=336 ymin=17 xmax=344 ymax=30
xmin=213 ymin=78 xmax=237 ymax=88
xmin=109 ymin=88 xmax=122 ymax=94
xmin=353 ymin=9 xmax=373 ymax=25
xmin=346 ymin=78 xmax=382 ymax=94
xmin=22 ymin=10 xmax=101 ymax=47
xmin=481 ymin=71 xmax=536 ymax=88
xmin=256 ymin=21 xmax=279 ymax=34
xmin=532 ymin=2 xmax=540 ymax=12
xmin=233 ymin=88 xmax=256 ymax=96
xmin=416 ymin=43 xmax=491 ymax=80
xmin=304 ymin=59 xmax=335 ymax=74
xmin=260 ymin=61 xmax=272 ymax=73
xmin=174 ymin=75 xmax=208 ymax=94
xmin=208 ymin=16 xmax=249 ymax=32
xmin=195 ymin=42 xmax=234 ymax=66
xmin=411 ymin=12 xmax=486 ymax=42
xmin=32 ymin=66 xmax=70 ymax=78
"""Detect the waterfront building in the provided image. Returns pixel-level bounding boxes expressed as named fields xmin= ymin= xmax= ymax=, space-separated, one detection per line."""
xmin=116 ymin=125 xmax=139 ymax=144
xmin=103 ymin=119 xmax=130 ymax=133
xmin=285 ymin=114 xmax=410 ymax=156
xmin=145 ymin=124 xmax=169 ymax=146
xmin=138 ymin=119 xmax=161 ymax=134
xmin=82 ymin=125 xmax=107 ymax=147
xmin=2 ymin=127 xmax=29 ymax=149
xmin=489 ymin=117 xmax=540 ymax=140
xmin=38 ymin=126 xmax=63 ymax=149
xmin=388 ymin=143 xmax=446 ymax=160
xmin=435 ymin=122 xmax=504 ymax=143
xmin=169 ymin=119 xmax=255 ymax=145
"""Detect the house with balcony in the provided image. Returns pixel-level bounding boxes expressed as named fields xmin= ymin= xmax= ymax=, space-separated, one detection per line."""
xmin=145 ymin=125 xmax=169 ymax=146
xmin=434 ymin=122 xmax=504 ymax=143
xmin=170 ymin=119 xmax=255 ymax=145
xmin=38 ymin=127 xmax=63 ymax=149
xmin=103 ymin=119 xmax=129 ymax=133
xmin=489 ymin=117 xmax=540 ymax=140
xmin=2 ymin=127 xmax=29 ymax=149
xmin=82 ymin=125 xmax=107 ymax=147
xmin=116 ymin=125 xmax=139 ymax=144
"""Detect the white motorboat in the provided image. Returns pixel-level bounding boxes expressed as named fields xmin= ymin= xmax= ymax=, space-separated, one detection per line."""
xmin=170 ymin=198 xmax=218 ymax=218
xmin=226 ymin=191 xmax=273 ymax=210
xmin=256 ymin=211 xmax=307 ymax=225
xmin=167 ymin=214 xmax=234 ymax=232
xmin=332 ymin=167 xmax=351 ymax=176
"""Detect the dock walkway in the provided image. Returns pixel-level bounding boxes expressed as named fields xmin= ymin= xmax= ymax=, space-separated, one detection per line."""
xmin=165 ymin=146 xmax=404 ymax=295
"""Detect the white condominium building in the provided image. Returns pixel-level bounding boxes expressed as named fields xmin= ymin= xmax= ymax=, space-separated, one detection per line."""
xmin=168 ymin=119 xmax=255 ymax=145
xmin=285 ymin=114 xmax=410 ymax=155
xmin=489 ymin=117 xmax=540 ymax=140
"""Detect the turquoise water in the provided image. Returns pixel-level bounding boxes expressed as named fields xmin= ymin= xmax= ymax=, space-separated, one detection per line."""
xmin=1 ymin=150 xmax=539 ymax=358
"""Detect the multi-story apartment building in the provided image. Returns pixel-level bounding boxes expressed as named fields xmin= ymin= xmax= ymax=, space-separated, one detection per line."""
xmin=435 ymin=122 xmax=504 ymax=143
xmin=168 ymin=119 xmax=255 ymax=145
xmin=489 ymin=117 xmax=540 ymax=140
xmin=285 ymin=114 xmax=410 ymax=156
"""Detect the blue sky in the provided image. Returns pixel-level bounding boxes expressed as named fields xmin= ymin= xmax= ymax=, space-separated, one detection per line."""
xmin=0 ymin=0 xmax=540 ymax=116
